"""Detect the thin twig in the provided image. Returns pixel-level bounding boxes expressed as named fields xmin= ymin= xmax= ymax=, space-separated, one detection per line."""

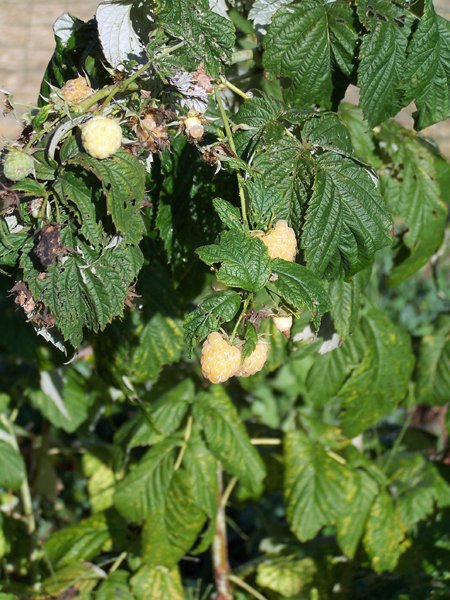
xmin=214 ymin=87 xmax=249 ymax=230
xmin=174 ymin=415 xmax=193 ymax=470
xmin=228 ymin=574 xmax=268 ymax=600
xmin=250 ymin=438 xmax=282 ymax=446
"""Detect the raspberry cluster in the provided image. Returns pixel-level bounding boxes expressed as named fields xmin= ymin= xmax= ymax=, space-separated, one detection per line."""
xmin=261 ymin=220 xmax=297 ymax=262
xmin=201 ymin=332 xmax=269 ymax=383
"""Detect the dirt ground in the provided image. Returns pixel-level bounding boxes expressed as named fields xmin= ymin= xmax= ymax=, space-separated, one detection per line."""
xmin=0 ymin=0 xmax=448 ymax=156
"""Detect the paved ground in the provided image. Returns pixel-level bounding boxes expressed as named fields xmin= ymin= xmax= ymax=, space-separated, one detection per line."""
xmin=0 ymin=0 xmax=448 ymax=156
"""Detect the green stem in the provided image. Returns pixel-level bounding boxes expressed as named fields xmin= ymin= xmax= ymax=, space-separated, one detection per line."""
xmin=221 ymin=476 xmax=238 ymax=509
xmin=250 ymin=438 xmax=281 ymax=446
xmin=230 ymin=296 xmax=251 ymax=343
xmin=174 ymin=415 xmax=193 ymax=470
xmin=25 ymin=115 xmax=63 ymax=149
xmin=221 ymin=77 xmax=250 ymax=100
xmin=214 ymin=87 xmax=249 ymax=230
xmin=228 ymin=574 xmax=268 ymax=600
xmin=384 ymin=412 xmax=412 ymax=474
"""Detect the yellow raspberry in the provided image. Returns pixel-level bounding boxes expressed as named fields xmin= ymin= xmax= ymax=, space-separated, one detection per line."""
xmin=261 ymin=220 xmax=297 ymax=262
xmin=236 ymin=339 xmax=269 ymax=377
xmin=61 ymin=77 xmax=93 ymax=105
xmin=201 ymin=332 xmax=242 ymax=384
xmin=81 ymin=116 xmax=122 ymax=159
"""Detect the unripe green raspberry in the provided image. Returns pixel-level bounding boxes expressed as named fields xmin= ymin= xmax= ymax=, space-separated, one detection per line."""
xmin=236 ymin=339 xmax=269 ymax=377
xmin=262 ymin=220 xmax=297 ymax=262
xmin=3 ymin=149 xmax=34 ymax=181
xmin=201 ymin=332 xmax=242 ymax=384
xmin=81 ymin=116 xmax=122 ymax=159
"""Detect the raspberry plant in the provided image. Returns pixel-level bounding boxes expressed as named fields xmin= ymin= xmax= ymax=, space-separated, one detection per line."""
xmin=0 ymin=0 xmax=449 ymax=598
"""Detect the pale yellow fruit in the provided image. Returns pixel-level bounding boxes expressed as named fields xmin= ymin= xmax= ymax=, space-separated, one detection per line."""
xmin=201 ymin=332 xmax=242 ymax=384
xmin=236 ymin=339 xmax=269 ymax=377
xmin=184 ymin=116 xmax=204 ymax=140
xmin=273 ymin=314 xmax=293 ymax=336
xmin=261 ymin=220 xmax=297 ymax=262
xmin=81 ymin=116 xmax=122 ymax=159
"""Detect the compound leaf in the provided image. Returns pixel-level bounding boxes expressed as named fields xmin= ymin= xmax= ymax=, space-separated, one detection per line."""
xmin=302 ymin=152 xmax=392 ymax=278
xmin=197 ymin=230 xmax=271 ymax=292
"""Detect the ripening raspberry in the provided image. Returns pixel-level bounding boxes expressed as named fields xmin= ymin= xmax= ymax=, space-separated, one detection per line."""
xmin=2 ymin=149 xmax=35 ymax=181
xmin=81 ymin=116 xmax=122 ymax=159
xmin=236 ymin=339 xmax=269 ymax=377
xmin=261 ymin=220 xmax=297 ymax=262
xmin=273 ymin=314 xmax=293 ymax=337
xmin=61 ymin=77 xmax=93 ymax=105
xmin=183 ymin=112 xmax=205 ymax=140
xmin=201 ymin=332 xmax=242 ymax=384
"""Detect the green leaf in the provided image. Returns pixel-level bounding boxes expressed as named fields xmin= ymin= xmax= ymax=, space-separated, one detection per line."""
xmin=159 ymin=0 xmax=235 ymax=77
xmin=392 ymin=455 xmax=448 ymax=531
xmin=245 ymin=176 xmax=286 ymax=231
xmin=378 ymin=125 xmax=447 ymax=285
xmin=29 ymin=367 xmax=95 ymax=433
xmin=0 ymin=441 xmax=26 ymax=491
xmin=69 ymin=149 xmax=145 ymax=245
xmin=132 ymin=313 xmax=184 ymax=382
xmin=327 ymin=275 xmax=362 ymax=339
xmin=142 ymin=467 xmax=207 ymax=567
xmin=114 ymin=437 xmax=179 ymax=522
xmin=256 ymin=555 xmax=316 ymax=597
xmin=45 ymin=513 xmax=110 ymax=569
xmin=10 ymin=179 xmax=47 ymax=197
xmin=403 ymin=0 xmax=450 ymax=129
xmin=337 ymin=103 xmax=381 ymax=167
xmin=197 ymin=230 xmax=271 ymax=292
xmin=42 ymin=561 xmax=102 ymax=596
xmin=130 ymin=565 xmax=184 ymax=600
xmin=270 ymin=259 xmax=331 ymax=328
xmin=358 ymin=21 xmax=409 ymax=127
xmin=129 ymin=379 xmax=194 ymax=448
xmin=242 ymin=322 xmax=258 ymax=361
xmin=302 ymin=152 xmax=392 ymax=278
xmin=336 ymin=469 xmax=378 ymax=558
xmin=251 ymin=136 xmax=309 ymax=234
xmin=212 ymin=197 xmax=244 ymax=231
xmin=339 ymin=307 xmax=414 ymax=437
xmin=234 ymin=97 xmax=287 ymax=156
xmin=264 ymin=0 xmax=357 ymax=107
xmin=56 ymin=168 xmax=105 ymax=247
xmin=302 ymin=113 xmax=353 ymax=156
xmin=184 ymin=290 xmax=242 ymax=354
xmin=193 ymin=386 xmax=266 ymax=495
xmin=284 ymin=430 xmax=351 ymax=541
xmin=416 ymin=316 xmax=450 ymax=405
xmin=305 ymin=329 xmax=364 ymax=408
xmin=96 ymin=570 xmax=134 ymax=600
xmin=21 ymin=232 xmax=144 ymax=347
xmin=83 ymin=451 xmax=115 ymax=512
xmin=363 ymin=491 xmax=407 ymax=573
